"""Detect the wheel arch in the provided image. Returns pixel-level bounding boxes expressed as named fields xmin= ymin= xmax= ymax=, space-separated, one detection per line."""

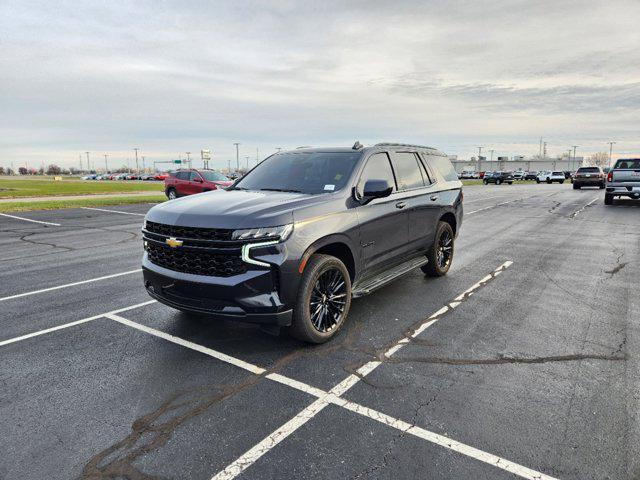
xmin=300 ymin=235 xmax=358 ymax=283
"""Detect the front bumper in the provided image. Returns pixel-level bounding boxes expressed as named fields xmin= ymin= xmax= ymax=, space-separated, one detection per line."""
xmin=143 ymin=258 xmax=293 ymax=326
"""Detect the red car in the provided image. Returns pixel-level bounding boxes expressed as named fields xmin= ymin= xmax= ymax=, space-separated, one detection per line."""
xmin=154 ymin=172 xmax=169 ymax=181
xmin=164 ymin=169 xmax=233 ymax=199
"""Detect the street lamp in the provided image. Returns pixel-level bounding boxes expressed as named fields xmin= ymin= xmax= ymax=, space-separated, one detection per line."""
xmin=572 ymin=146 xmax=579 ymax=170
xmin=233 ymin=143 xmax=240 ymax=172
xmin=103 ymin=153 xmax=109 ymax=173
xmin=133 ymin=148 xmax=139 ymax=173
xmin=608 ymin=141 xmax=616 ymax=167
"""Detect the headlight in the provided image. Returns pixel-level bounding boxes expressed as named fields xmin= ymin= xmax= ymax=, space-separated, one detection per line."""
xmin=232 ymin=224 xmax=293 ymax=242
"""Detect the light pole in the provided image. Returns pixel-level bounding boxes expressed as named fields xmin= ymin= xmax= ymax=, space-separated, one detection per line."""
xmin=477 ymin=146 xmax=483 ymax=172
xmin=133 ymin=148 xmax=140 ymax=173
xmin=234 ymin=143 xmax=240 ymax=172
xmin=142 ymin=156 xmax=146 ymax=172
xmin=79 ymin=154 xmax=83 ymax=172
xmin=103 ymin=153 xmax=109 ymax=172
xmin=572 ymin=146 xmax=578 ymax=170
xmin=185 ymin=152 xmax=191 ymax=168
xmin=245 ymin=155 xmax=249 ymax=171
xmin=85 ymin=152 xmax=91 ymax=172
xmin=608 ymin=141 xmax=616 ymax=167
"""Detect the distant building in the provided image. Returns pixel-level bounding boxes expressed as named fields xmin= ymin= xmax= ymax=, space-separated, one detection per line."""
xmin=452 ymin=156 xmax=584 ymax=173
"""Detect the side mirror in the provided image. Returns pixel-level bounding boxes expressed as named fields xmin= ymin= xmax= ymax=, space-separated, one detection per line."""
xmin=361 ymin=179 xmax=392 ymax=203
xmin=194 ymin=177 xmax=203 ymax=183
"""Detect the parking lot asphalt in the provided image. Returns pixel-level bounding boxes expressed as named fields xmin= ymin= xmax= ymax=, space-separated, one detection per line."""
xmin=1 ymin=185 xmax=638 ymax=480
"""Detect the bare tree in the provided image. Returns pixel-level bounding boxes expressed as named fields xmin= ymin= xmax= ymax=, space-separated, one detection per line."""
xmin=46 ymin=164 xmax=62 ymax=175
xmin=588 ymin=152 xmax=610 ymax=167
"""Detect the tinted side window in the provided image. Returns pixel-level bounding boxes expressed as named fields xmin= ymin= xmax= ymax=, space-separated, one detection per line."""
xmin=390 ymin=152 xmax=424 ymax=190
xmin=175 ymin=171 xmax=189 ymax=180
xmin=357 ymin=152 xmax=396 ymax=196
xmin=189 ymin=171 xmax=200 ymax=181
xmin=428 ymin=155 xmax=459 ymax=182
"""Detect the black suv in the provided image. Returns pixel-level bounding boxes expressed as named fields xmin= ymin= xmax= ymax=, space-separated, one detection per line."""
xmin=483 ymin=171 xmax=514 ymax=185
xmin=142 ymin=143 xmax=463 ymax=343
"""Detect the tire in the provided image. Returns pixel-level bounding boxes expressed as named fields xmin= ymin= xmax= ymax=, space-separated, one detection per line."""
xmin=536 ymin=179 xmax=541 ymax=184
xmin=483 ymin=180 xmax=488 ymax=185
xmin=421 ymin=221 xmax=455 ymax=277
xmin=508 ymin=181 xmax=513 ymax=185
xmin=167 ymin=188 xmax=178 ymax=200
xmin=546 ymin=179 xmax=551 ymax=184
xmin=573 ymin=183 xmax=580 ymax=190
xmin=604 ymin=194 xmax=613 ymax=205
xmin=496 ymin=179 xmax=502 ymax=185
xmin=559 ymin=180 xmax=564 ymax=184
xmin=289 ymin=254 xmax=352 ymax=344
xmin=599 ymin=183 xmax=605 ymax=189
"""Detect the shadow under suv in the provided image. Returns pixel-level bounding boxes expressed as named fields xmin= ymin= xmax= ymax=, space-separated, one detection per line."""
xmin=142 ymin=142 xmax=463 ymax=343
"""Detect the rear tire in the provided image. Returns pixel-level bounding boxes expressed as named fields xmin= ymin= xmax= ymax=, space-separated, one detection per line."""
xmin=536 ymin=178 xmax=541 ymax=184
xmin=422 ymin=221 xmax=455 ymax=277
xmin=289 ymin=254 xmax=352 ymax=344
xmin=604 ymin=194 xmax=613 ymax=205
xmin=167 ymin=188 xmax=178 ymax=200
xmin=559 ymin=180 xmax=565 ymax=184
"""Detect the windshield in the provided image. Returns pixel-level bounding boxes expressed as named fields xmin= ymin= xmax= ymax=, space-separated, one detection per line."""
xmin=233 ymin=151 xmax=362 ymax=194
xmin=200 ymin=170 xmax=228 ymax=182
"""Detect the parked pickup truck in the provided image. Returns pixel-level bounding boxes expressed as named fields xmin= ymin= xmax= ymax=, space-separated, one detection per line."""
xmin=605 ymin=158 xmax=640 ymax=205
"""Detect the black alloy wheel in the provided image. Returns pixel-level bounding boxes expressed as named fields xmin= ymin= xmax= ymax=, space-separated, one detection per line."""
xmin=290 ymin=254 xmax=352 ymax=343
xmin=309 ymin=268 xmax=347 ymax=333
xmin=422 ymin=221 xmax=455 ymax=277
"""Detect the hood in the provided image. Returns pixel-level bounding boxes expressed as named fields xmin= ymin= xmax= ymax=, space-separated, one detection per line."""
xmin=146 ymin=189 xmax=330 ymax=229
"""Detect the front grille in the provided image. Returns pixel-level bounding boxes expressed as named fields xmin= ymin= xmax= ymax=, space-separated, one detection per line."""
xmin=146 ymin=243 xmax=246 ymax=277
xmin=146 ymin=221 xmax=233 ymax=241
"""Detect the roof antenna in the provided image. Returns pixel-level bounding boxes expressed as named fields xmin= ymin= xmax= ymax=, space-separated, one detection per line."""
xmin=352 ymin=141 xmax=363 ymax=150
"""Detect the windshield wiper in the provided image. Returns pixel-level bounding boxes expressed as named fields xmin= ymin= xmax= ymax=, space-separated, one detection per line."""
xmin=259 ymin=188 xmax=303 ymax=193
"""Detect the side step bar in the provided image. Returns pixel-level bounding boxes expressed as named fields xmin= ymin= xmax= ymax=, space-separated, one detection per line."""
xmin=352 ymin=257 xmax=428 ymax=298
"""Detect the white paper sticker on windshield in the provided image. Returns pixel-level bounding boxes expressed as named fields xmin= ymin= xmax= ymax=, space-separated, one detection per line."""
xmin=324 ymin=184 xmax=335 ymax=191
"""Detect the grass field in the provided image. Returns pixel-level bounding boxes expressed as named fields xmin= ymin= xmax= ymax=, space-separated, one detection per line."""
xmin=0 ymin=194 xmax=167 ymax=212
xmin=0 ymin=177 xmax=163 ymax=198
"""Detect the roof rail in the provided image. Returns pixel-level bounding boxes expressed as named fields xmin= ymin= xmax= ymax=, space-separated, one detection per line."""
xmin=374 ymin=142 xmax=437 ymax=150
xmin=296 ymin=146 xmax=313 ymax=149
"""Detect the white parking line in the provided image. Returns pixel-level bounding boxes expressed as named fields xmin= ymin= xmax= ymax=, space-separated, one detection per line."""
xmin=100 ymin=277 xmax=553 ymax=480
xmin=571 ymin=195 xmax=600 ymax=217
xmin=81 ymin=207 xmax=146 ymax=216
xmin=212 ymin=262 xmax=529 ymax=480
xmin=0 ymin=260 xmax=554 ymax=479
xmin=0 ymin=269 xmax=142 ymax=302
xmin=0 ymin=212 xmax=61 ymax=226
xmin=0 ymin=300 xmax=155 ymax=347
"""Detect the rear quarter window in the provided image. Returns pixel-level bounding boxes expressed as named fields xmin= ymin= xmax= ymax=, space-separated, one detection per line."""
xmin=425 ymin=155 xmax=459 ymax=182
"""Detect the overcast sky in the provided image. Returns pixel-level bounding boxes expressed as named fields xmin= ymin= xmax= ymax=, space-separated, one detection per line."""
xmin=2 ymin=0 xmax=639 ymax=170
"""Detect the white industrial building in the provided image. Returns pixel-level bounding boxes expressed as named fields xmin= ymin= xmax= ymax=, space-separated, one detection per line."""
xmin=451 ymin=156 xmax=585 ymax=173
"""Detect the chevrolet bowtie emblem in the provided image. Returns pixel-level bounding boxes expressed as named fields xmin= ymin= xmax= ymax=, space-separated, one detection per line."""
xmin=165 ymin=237 xmax=183 ymax=248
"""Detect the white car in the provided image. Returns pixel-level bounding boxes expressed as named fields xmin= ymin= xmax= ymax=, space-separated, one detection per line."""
xmin=536 ymin=170 xmax=565 ymax=184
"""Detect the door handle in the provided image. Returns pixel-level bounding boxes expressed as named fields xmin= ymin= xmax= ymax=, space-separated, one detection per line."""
xmin=430 ymin=195 xmax=438 ymax=201
xmin=395 ymin=201 xmax=406 ymax=209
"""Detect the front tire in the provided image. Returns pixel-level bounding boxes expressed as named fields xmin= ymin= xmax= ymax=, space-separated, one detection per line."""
xmin=289 ymin=254 xmax=352 ymax=343
xmin=604 ymin=194 xmax=613 ymax=205
xmin=167 ymin=188 xmax=178 ymax=200
xmin=536 ymin=178 xmax=541 ymax=184
xmin=496 ymin=179 xmax=502 ymax=185
xmin=422 ymin=221 xmax=455 ymax=277
xmin=483 ymin=180 xmax=488 ymax=185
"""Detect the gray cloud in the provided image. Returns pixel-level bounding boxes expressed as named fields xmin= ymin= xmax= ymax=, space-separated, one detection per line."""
xmin=1 ymin=0 xmax=639 ymax=166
